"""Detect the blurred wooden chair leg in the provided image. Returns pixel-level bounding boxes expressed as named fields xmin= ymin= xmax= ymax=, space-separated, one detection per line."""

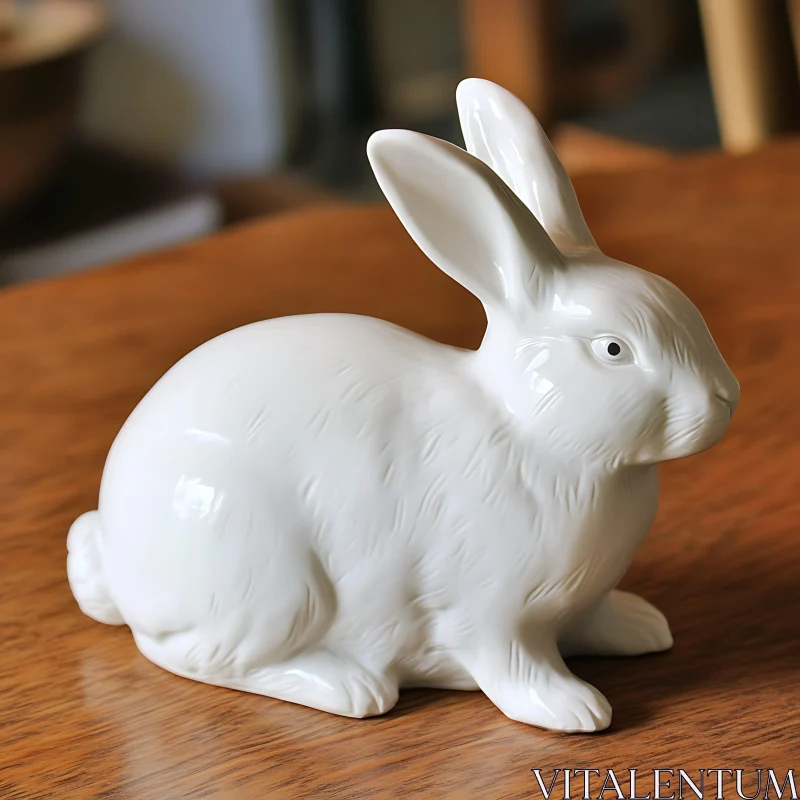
xmin=698 ymin=0 xmax=783 ymax=153
xmin=461 ymin=0 xmax=558 ymax=127
xmin=789 ymin=0 xmax=800 ymax=77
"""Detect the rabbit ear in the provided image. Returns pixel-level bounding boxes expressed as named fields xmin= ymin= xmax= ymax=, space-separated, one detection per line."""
xmin=367 ymin=129 xmax=563 ymax=312
xmin=456 ymin=78 xmax=597 ymax=253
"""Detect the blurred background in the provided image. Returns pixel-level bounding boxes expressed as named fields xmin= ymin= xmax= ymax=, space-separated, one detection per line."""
xmin=2 ymin=0 xmax=800 ymax=284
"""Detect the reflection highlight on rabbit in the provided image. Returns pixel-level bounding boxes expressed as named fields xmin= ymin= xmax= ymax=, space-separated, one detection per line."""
xmin=67 ymin=79 xmax=738 ymax=733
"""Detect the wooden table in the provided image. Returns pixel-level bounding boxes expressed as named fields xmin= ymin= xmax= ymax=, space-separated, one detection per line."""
xmin=1 ymin=142 xmax=798 ymax=799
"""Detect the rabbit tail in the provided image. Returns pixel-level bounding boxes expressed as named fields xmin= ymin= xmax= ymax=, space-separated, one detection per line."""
xmin=67 ymin=511 xmax=124 ymax=625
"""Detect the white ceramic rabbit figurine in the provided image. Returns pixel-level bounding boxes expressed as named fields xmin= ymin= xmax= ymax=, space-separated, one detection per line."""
xmin=67 ymin=79 xmax=738 ymax=732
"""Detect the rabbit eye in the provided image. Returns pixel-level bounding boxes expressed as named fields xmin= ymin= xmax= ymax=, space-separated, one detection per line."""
xmin=591 ymin=337 xmax=634 ymax=364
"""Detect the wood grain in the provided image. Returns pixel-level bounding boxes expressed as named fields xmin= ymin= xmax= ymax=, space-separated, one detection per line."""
xmin=1 ymin=142 xmax=799 ymax=798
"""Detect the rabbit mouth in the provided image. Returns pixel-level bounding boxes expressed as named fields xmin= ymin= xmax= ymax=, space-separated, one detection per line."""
xmin=662 ymin=409 xmax=731 ymax=460
xmin=715 ymin=394 xmax=735 ymax=420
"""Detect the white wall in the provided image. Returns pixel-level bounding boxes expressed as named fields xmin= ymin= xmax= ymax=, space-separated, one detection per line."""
xmin=79 ymin=0 xmax=290 ymax=178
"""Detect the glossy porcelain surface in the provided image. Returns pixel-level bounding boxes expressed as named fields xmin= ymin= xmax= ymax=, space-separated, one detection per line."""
xmin=67 ymin=78 xmax=739 ymax=732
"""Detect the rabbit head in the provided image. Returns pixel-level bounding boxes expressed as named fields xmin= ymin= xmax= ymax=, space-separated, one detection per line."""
xmin=368 ymin=79 xmax=738 ymax=470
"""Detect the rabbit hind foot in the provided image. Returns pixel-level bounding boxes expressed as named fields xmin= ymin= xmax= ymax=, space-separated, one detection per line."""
xmin=135 ymin=631 xmax=399 ymax=718
xmin=243 ymin=649 xmax=400 ymax=718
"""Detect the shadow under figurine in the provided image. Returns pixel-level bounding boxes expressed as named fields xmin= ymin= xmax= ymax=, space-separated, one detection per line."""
xmin=67 ymin=79 xmax=739 ymax=732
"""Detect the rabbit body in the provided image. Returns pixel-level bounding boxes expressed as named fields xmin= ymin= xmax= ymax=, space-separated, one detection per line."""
xmin=68 ymin=79 xmax=737 ymax=732
xmin=77 ymin=314 xmax=655 ymax=710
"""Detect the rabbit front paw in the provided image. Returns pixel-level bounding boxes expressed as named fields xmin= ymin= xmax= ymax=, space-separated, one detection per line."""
xmin=560 ymin=589 xmax=673 ymax=657
xmin=523 ymin=672 xmax=613 ymax=732
xmin=466 ymin=638 xmax=612 ymax=732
